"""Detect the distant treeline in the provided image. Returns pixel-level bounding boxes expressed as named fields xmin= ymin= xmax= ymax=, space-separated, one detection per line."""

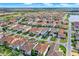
xmin=0 ymin=8 xmax=79 ymax=12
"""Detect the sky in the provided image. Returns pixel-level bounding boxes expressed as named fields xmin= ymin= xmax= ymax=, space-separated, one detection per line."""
xmin=0 ymin=3 xmax=79 ymax=8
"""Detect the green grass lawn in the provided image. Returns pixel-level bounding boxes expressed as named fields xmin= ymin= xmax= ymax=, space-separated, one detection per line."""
xmin=41 ymin=38 xmax=48 ymax=40
xmin=59 ymin=45 xmax=66 ymax=55
xmin=41 ymin=35 xmax=48 ymax=40
xmin=0 ymin=45 xmax=22 ymax=56
xmin=50 ymin=37 xmax=57 ymax=41
xmin=60 ymin=39 xmax=67 ymax=43
xmin=36 ymin=35 xmax=40 ymax=38
xmin=37 ymin=40 xmax=46 ymax=43
xmin=71 ymin=36 xmax=75 ymax=39
xmin=29 ymin=33 xmax=35 ymax=37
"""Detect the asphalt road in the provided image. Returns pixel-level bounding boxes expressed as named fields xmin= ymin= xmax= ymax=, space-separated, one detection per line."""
xmin=66 ymin=22 xmax=72 ymax=56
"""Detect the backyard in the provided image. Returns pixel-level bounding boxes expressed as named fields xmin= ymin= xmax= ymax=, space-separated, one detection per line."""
xmin=0 ymin=45 xmax=22 ymax=56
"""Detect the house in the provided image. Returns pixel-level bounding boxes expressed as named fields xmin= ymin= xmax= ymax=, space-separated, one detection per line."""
xmin=52 ymin=20 xmax=61 ymax=27
xmin=10 ymin=24 xmax=23 ymax=30
xmin=9 ymin=18 xmax=17 ymax=23
xmin=10 ymin=35 xmax=27 ymax=49
xmin=74 ymin=22 xmax=79 ymax=30
xmin=9 ymin=23 xmax=31 ymax=32
xmin=20 ymin=42 xmax=36 ymax=55
xmin=0 ymin=32 xmax=4 ymax=39
xmin=22 ymin=25 xmax=31 ymax=32
xmin=3 ymin=35 xmax=28 ymax=49
xmin=34 ymin=43 xmax=49 ymax=56
xmin=49 ymin=28 xmax=58 ymax=37
xmin=76 ymin=41 xmax=79 ymax=50
xmin=47 ymin=43 xmax=55 ymax=56
xmin=39 ymin=28 xmax=49 ymax=36
xmin=29 ymin=27 xmax=44 ymax=34
xmin=71 ymin=50 xmax=79 ymax=56
xmin=58 ymin=28 xmax=66 ymax=39
xmin=62 ymin=25 xmax=68 ymax=29
xmin=0 ymin=22 xmax=7 ymax=26
xmin=3 ymin=35 xmax=14 ymax=44
xmin=75 ymin=32 xmax=79 ymax=40
xmin=37 ymin=21 xmax=47 ymax=26
xmin=63 ymin=21 xmax=68 ymax=25
xmin=47 ymin=43 xmax=63 ymax=56
xmin=0 ymin=32 xmax=5 ymax=45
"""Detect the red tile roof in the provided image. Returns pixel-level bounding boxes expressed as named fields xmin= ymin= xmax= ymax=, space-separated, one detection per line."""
xmin=34 ymin=43 xmax=49 ymax=53
xmin=29 ymin=27 xmax=44 ymax=33
xmin=47 ymin=43 xmax=62 ymax=56
xmin=3 ymin=35 xmax=28 ymax=46
xmin=11 ymin=37 xmax=26 ymax=46
xmin=37 ymin=22 xmax=47 ymax=25
xmin=3 ymin=36 xmax=14 ymax=44
xmin=58 ymin=28 xmax=65 ymax=35
xmin=9 ymin=18 xmax=16 ymax=23
xmin=11 ymin=24 xmax=23 ymax=30
xmin=20 ymin=42 xmax=35 ymax=52
xmin=0 ymin=22 xmax=7 ymax=26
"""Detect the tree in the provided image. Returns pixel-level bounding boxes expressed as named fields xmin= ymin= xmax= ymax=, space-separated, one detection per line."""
xmin=31 ymin=49 xmax=38 ymax=56
xmin=59 ymin=45 xmax=66 ymax=55
xmin=17 ymin=30 xmax=22 ymax=34
xmin=2 ymin=27 xmax=7 ymax=32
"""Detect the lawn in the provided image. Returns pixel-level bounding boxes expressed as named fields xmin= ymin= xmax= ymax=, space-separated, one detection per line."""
xmin=41 ymin=37 xmax=48 ymax=40
xmin=36 ymin=35 xmax=39 ymax=38
xmin=71 ymin=36 xmax=75 ymax=39
xmin=29 ymin=32 xmax=35 ymax=37
xmin=60 ymin=39 xmax=67 ymax=43
xmin=59 ymin=45 xmax=66 ymax=55
xmin=29 ymin=38 xmax=36 ymax=42
xmin=50 ymin=37 xmax=57 ymax=41
xmin=0 ymin=45 xmax=22 ymax=56
xmin=41 ymin=34 xmax=48 ymax=40
xmin=71 ymin=39 xmax=76 ymax=47
xmin=37 ymin=40 xmax=46 ymax=43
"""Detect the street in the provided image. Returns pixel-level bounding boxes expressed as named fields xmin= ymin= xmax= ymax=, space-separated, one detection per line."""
xmin=66 ymin=21 xmax=72 ymax=56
